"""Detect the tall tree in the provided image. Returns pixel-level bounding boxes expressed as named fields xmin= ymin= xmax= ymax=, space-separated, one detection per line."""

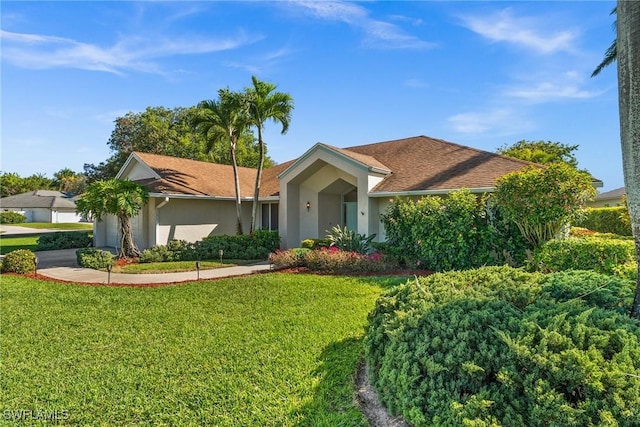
xmin=245 ymin=76 xmax=294 ymax=232
xmin=497 ymin=140 xmax=580 ymax=168
xmin=76 ymin=179 xmax=148 ymax=258
xmin=616 ymin=0 xmax=640 ymax=319
xmin=194 ymin=89 xmax=249 ymax=234
xmin=84 ymin=105 xmax=273 ymax=183
xmin=0 ymin=172 xmax=54 ymax=197
xmin=53 ymin=168 xmax=87 ymax=194
xmin=592 ymin=7 xmax=617 ymax=77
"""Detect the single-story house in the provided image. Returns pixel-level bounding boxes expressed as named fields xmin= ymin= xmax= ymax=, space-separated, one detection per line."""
xmin=589 ymin=187 xmax=626 ymax=208
xmin=94 ymin=135 xmax=547 ymax=250
xmin=0 ymin=190 xmax=84 ymax=223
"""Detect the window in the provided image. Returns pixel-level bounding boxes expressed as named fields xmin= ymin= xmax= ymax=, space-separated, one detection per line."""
xmin=261 ymin=203 xmax=279 ymax=231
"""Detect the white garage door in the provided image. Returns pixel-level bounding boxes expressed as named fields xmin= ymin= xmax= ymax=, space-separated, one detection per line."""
xmin=54 ymin=211 xmax=83 ymax=223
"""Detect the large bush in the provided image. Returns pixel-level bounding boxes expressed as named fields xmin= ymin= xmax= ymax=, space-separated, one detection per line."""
xmin=493 ymin=163 xmax=596 ymax=249
xmin=270 ymin=247 xmax=390 ymax=273
xmin=533 ymin=237 xmax=636 ymax=275
xmin=37 ymin=231 xmax=92 ymax=251
xmin=0 ymin=211 xmax=26 ymax=224
xmin=365 ymin=267 xmax=640 ymax=426
xmin=1 ymin=249 xmax=36 ymax=273
xmin=381 ymin=189 xmax=528 ymax=271
xmin=575 ymin=206 xmax=632 ymax=236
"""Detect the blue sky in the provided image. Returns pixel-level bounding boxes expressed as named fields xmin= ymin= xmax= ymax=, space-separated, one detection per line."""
xmin=1 ymin=1 xmax=622 ymax=191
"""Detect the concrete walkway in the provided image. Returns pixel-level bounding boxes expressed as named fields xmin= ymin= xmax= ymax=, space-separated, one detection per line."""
xmin=28 ymin=248 xmax=273 ymax=285
xmin=37 ymin=262 xmax=273 ymax=285
xmin=0 ymin=224 xmax=78 ymax=235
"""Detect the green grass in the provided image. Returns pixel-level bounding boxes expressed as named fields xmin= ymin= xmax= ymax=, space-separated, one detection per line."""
xmin=0 ymin=274 xmax=407 ymax=425
xmin=0 ymin=235 xmax=40 ymax=254
xmin=11 ymin=222 xmax=93 ymax=230
xmin=112 ymin=259 xmax=259 ymax=274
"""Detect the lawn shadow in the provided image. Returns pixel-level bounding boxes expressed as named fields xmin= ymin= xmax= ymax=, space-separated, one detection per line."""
xmin=291 ymin=337 xmax=369 ymax=426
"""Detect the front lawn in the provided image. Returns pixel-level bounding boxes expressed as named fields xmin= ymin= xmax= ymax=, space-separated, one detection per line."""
xmin=0 ymin=274 xmax=405 ymax=425
xmin=0 ymin=235 xmax=40 ymax=254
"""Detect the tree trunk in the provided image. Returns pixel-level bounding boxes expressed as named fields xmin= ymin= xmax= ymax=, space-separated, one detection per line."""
xmin=617 ymin=0 xmax=640 ymax=318
xmin=251 ymin=125 xmax=265 ymax=233
xmin=230 ymin=141 xmax=243 ymax=235
xmin=118 ymin=212 xmax=140 ymax=258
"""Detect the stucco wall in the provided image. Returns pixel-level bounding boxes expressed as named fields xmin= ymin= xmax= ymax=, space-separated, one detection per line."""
xmin=155 ymin=198 xmax=253 ymax=246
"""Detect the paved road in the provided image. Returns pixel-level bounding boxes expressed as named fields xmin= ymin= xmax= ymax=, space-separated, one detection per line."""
xmin=0 ymin=224 xmax=84 ymax=236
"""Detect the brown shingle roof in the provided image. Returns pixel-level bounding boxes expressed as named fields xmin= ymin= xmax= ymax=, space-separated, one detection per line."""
xmin=341 ymin=135 xmax=534 ymax=192
xmin=132 ymin=152 xmax=282 ymax=198
xmin=131 ymin=135 xmax=536 ymax=199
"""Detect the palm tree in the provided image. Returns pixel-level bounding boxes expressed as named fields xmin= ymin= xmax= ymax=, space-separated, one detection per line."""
xmin=592 ymin=7 xmax=617 ymax=77
xmin=616 ymin=0 xmax=640 ymax=319
xmin=245 ymin=76 xmax=294 ymax=232
xmin=193 ymin=89 xmax=249 ymax=234
xmin=76 ymin=179 xmax=148 ymax=258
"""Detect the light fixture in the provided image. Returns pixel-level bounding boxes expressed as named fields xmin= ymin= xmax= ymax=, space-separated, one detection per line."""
xmin=306 ymin=201 xmax=311 ymax=211
xmin=196 ymin=261 xmax=201 ymax=280
xmin=106 ymin=263 xmax=112 ymax=285
xmin=219 ymin=249 xmax=224 ymax=263
xmin=33 ymin=257 xmax=39 ymax=276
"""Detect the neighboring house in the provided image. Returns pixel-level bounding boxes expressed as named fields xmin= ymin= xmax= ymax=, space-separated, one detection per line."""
xmin=0 ymin=190 xmax=84 ymax=223
xmin=95 ymin=135 xmax=540 ymax=250
xmin=589 ymin=187 xmax=626 ymax=208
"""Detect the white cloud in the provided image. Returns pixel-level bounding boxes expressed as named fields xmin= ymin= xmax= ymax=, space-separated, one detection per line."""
xmin=0 ymin=29 xmax=261 ymax=75
xmin=448 ymin=108 xmax=533 ymax=135
xmin=459 ymin=9 xmax=578 ymax=54
xmin=404 ymin=78 xmax=428 ymax=88
xmin=504 ymin=70 xmax=603 ymax=103
xmin=288 ymin=1 xmax=434 ymax=49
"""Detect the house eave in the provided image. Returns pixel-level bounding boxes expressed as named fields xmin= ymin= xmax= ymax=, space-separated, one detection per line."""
xmin=147 ymin=192 xmax=278 ymax=202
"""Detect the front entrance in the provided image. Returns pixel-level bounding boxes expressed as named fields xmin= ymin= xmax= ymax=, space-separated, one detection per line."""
xmin=343 ymin=202 xmax=358 ymax=232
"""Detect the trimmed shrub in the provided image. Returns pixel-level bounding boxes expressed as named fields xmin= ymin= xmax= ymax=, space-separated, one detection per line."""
xmin=76 ymin=248 xmax=114 ymax=270
xmin=364 ymin=267 xmax=640 ymax=426
xmin=0 ymin=211 xmax=26 ymax=224
xmin=1 ymin=249 xmax=36 ymax=273
xmin=533 ymin=237 xmax=635 ymax=275
xmin=37 ymin=231 xmax=92 ymax=251
xmin=183 ymin=231 xmax=280 ymax=261
xmin=304 ymin=247 xmax=388 ymax=273
xmin=139 ymin=240 xmax=188 ymax=263
xmin=575 ymin=206 xmax=632 ymax=236
xmin=269 ymin=248 xmax=311 ymax=268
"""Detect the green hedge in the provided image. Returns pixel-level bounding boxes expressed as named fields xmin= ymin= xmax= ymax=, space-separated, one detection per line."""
xmin=37 ymin=231 xmax=92 ymax=251
xmin=533 ymin=237 xmax=635 ymax=275
xmin=364 ymin=267 xmax=640 ymax=426
xmin=575 ymin=206 xmax=632 ymax=236
xmin=0 ymin=211 xmax=26 ymax=224
xmin=137 ymin=231 xmax=280 ymax=263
